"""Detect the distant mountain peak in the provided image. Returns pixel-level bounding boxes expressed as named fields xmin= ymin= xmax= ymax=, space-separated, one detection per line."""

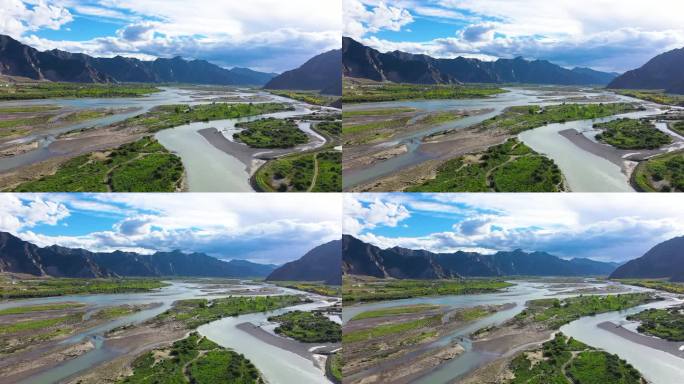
xmin=608 ymin=47 xmax=684 ymax=94
xmin=265 ymin=239 xmax=342 ymax=285
xmin=610 ymin=236 xmax=684 ymax=281
xmin=264 ymin=49 xmax=341 ymax=95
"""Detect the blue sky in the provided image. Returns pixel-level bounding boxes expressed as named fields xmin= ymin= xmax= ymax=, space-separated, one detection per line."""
xmin=344 ymin=0 xmax=684 ymax=72
xmin=0 ymin=193 xmax=342 ymax=265
xmin=0 ymin=0 xmax=341 ymax=73
xmin=344 ymin=193 xmax=684 ymax=263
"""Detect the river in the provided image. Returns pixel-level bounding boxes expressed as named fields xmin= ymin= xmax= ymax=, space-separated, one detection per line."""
xmin=343 ymin=280 xmax=684 ymax=384
xmin=343 ymin=87 xmax=673 ymax=192
xmin=0 ymin=281 xmax=335 ymax=384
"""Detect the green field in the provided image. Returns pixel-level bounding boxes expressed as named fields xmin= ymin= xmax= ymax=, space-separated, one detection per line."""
xmin=343 ymin=80 xmax=506 ymax=103
xmin=254 ymin=150 xmax=341 ymax=192
xmin=343 ymin=277 xmax=513 ymax=303
xmin=268 ymin=310 xmax=341 ymax=343
xmin=120 ymin=332 xmax=263 ymax=384
xmin=616 ymin=280 xmax=684 ymax=294
xmin=614 ymin=89 xmax=684 ymax=107
xmin=516 ymin=293 xmax=655 ymax=329
xmin=154 ymin=295 xmax=306 ymax=329
xmin=269 ymin=282 xmax=341 ymax=297
xmin=343 ymin=314 xmax=441 ymax=343
xmin=474 ymin=103 xmax=640 ymax=134
xmin=0 ymin=303 xmax=85 ymax=315
xmin=12 ymin=137 xmax=183 ymax=192
xmin=507 ymin=333 xmax=643 ymax=384
xmin=342 ymin=107 xmax=415 ymax=118
xmin=234 ymin=117 xmax=308 ymax=148
xmin=328 ymin=352 xmax=342 ymax=383
xmin=0 ymin=277 xmax=166 ymax=299
xmin=669 ymin=121 xmax=684 ymax=136
xmin=627 ymin=305 xmax=684 ymax=341
xmin=594 ymin=118 xmax=672 ymax=149
xmin=351 ymin=305 xmax=441 ymax=321
xmin=0 ymin=82 xmax=160 ymax=100
xmin=407 ymin=138 xmax=565 ymax=192
xmin=315 ymin=120 xmax=341 ymax=136
xmin=0 ymin=313 xmax=82 ymax=335
xmin=268 ymin=90 xmax=339 ymax=106
xmin=632 ymin=151 xmax=684 ymax=192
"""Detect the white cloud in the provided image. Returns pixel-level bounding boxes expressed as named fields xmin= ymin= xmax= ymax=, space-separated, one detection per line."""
xmin=343 ymin=194 xmax=410 ymax=235
xmin=345 ymin=193 xmax=684 ymax=262
xmin=344 ymin=0 xmax=413 ymax=39
xmin=0 ymin=0 xmax=72 ymax=37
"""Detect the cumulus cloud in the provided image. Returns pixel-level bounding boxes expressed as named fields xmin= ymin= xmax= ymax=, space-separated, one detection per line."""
xmin=2 ymin=194 xmax=342 ymax=265
xmin=0 ymin=0 xmax=72 ymax=37
xmin=345 ymin=194 xmax=684 ymax=262
xmin=343 ymin=194 xmax=410 ymax=235
xmin=349 ymin=0 xmax=684 ymax=72
xmin=344 ymin=0 xmax=413 ymax=39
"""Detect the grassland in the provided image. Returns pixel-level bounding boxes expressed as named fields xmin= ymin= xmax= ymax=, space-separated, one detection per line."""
xmin=129 ymin=102 xmax=292 ymax=133
xmin=0 ymin=277 xmax=166 ymax=299
xmin=315 ymin=120 xmax=341 ymax=136
xmin=328 ymin=352 xmax=342 ymax=383
xmin=342 ymin=79 xmax=506 ymax=103
xmin=342 ymin=277 xmax=513 ymax=303
xmin=0 ymin=82 xmax=160 ymax=100
xmin=254 ymin=149 xmax=341 ymax=192
xmin=632 ymin=151 xmax=684 ymax=192
xmin=669 ymin=121 xmax=684 ymax=136
xmin=234 ymin=117 xmax=308 ymax=148
xmin=0 ymin=313 xmax=82 ymax=335
xmin=627 ymin=305 xmax=684 ymax=341
xmin=614 ymin=89 xmax=684 ymax=107
xmin=0 ymin=303 xmax=85 ymax=315
xmin=407 ymin=138 xmax=565 ymax=192
xmin=344 ymin=314 xmax=441 ymax=343
xmin=269 ymin=90 xmax=339 ymax=106
xmin=269 ymin=281 xmax=341 ymax=297
xmin=515 ymin=293 xmax=655 ymax=329
xmin=119 ymin=332 xmax=263 ymax=384
xmin=351 ymin=305 xmax=441 ymax=321
xmin=506 ymin=333 xmax=643 ymax=384
xmin=474 ymin=103 xmax=640 ymax=134
xmin=153 ymin=295 xmax=306 ymax=329
xmin=12 ymin=136 xmax=183 ymax=192
xmin=594 ymin=118 xmax=672 ymax=149
xmin=615 ymin=280 xmax=684 ymax=294
xmin=342 ymin=107 xmax=415 ymax=118
xmin=268 ymin=310 xmax=341 ymax=342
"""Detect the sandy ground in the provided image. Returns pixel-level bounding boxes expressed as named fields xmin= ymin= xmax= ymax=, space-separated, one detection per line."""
xmin=598 ymin=321 xmax=684 ymax=359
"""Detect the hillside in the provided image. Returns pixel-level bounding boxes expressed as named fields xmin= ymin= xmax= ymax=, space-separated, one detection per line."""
xmin=0 ymin=231 xmax=276 ymax=278
xmin=264 ymin=49 xmax=342 ymax=95
xmin=0 ymin=34 xmax=276 ymax=85
xmin=610 ymin=236 xmax=684 ymax=281
xmin=608 ymin=47 xmax=684 ymax=94
xmin=342 ymin=36 xmax=617 ymax=86
xmin=265 ymin=239 xmax=341 ymax=285
xmin=342 ymin=235 xmax=617 ymax=279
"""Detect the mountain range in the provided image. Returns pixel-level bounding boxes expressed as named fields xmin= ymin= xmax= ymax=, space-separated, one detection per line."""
xmin=265 ymin=239 xmax=342 ymax=285
xmin=0 ymin=34 xmax=276 ymax=86
xmin=608 ymin=47 xmax=684 ymax=94
xmin=610 ymin=236 xmax=684 ymax=281
xmin=265 ymin=49 xmax=342 ymax=95
xmin=342 ymin=235 xmax=618 ymax=278
xmin=342 ymin=37 xmax=618 ymax=86
xmin=0 ymin=231 xmax=277 ymax=278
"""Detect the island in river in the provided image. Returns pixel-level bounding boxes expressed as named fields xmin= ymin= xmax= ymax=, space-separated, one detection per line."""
xmin=0 ymin=80 xmax=341 ymax=192
xmin=342 ymin=78 xmax=684 ymax=192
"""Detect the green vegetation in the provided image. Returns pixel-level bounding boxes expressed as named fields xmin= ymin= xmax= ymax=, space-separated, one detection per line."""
xmin=342 ymin=107 xmax=415 ymax=118
xmin=516 ymin=293 xmax=655 ymax=329
xmin=627 ymin=305 xmax=684 ymax=341
xmin=614 ymin=89 xmax=684 ymax=107
xmin=234 ymin=117 xmax=308 ymax=148
xmin=594 ymin=118 xmax=672 ymax=149
xmin=254 ymin=150 xmax=341 ymax=192
xmin=351 ymin=305 xmax=441 ymax=321
xmin=119 ymin=332 xmax=263 ymax=384
xmin=343 ymin=277 xmax=513 ymax=303
xmin=93 ymin=305 xmax=142 ymax=320
xmin=0 ymin=313 xmax=81 ymax=335
xmin=616 ymin=280 xmax=684 ymax=294
xmin=268 ymin=310 xmax=341 ymax=342
xmin=270 ymin=281 xmax=341 ymax=297
xmin=0 ymin=82 xmax=160 ymax=100
xmin=0 ymin=303 xmax=84 ymax=315
xmin=343 ymin=314 xmax=441 ymax=343
xmin=63 ymin=109 xmax=113 ymax=122
xmin=342 ymin=116 xmax=409 ymax=136
xmin=407 ymin=138 xmax=565 ymax=192
xmin=632 ymin=151 xmax=684 ymax=192
xmin=315 ymin=120 xmax=341 ymax=136
xmin=343 ymin=80 xmax=506 ymax=103
xmin=669 ymin=121 xmax=684 ymax=136
xmin=154 ymin=295 xmax=306 ymax=329
xmin=507 ymin=333 xmax=643 ymax=384
xmin=0 ymin=277 xmax=166 ymax=299
xmin=328 ymin=352 xmax=342 ymax=383
xmin=476 ymin=103 xmax=640 ymax=134
xmin=130 ymin=102 xmax=292 ymax=133
xmin=13 ymin=137 xmax=183 ymax=192
xmin=416 ymin=110 xmax=465 ymax=125
xmin=269 ymin=90 xmax=339 ymax=106
xmin=0 ymin=105 xmax=60 ymax=113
